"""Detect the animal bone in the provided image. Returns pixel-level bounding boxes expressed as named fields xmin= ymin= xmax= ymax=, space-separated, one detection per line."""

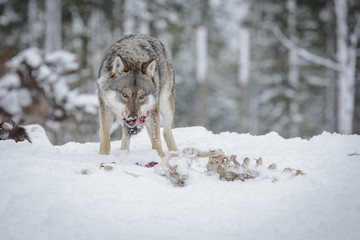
xmin=156 ymin=147 xmax=305 ymax=185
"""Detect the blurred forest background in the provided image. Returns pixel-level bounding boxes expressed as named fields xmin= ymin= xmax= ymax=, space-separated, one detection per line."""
xmin=0 ymin=0 xmax=359 ymax=144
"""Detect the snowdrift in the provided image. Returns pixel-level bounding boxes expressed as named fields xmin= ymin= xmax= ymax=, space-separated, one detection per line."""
xmin=1 ymin=125 xmax=360 ymax=240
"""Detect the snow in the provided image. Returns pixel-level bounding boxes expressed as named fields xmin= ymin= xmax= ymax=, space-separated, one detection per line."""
xmin=0 ymin=73 xmax=29 ymax=118
xmin=7 ymin=47 xmax=43 ymax=69
xmin=0 ymin=88 xmax=31 ymax=117
xmin=0 ymin=73 xmax=20 ymax=89
xmin=1 ymin=126 xmax=360 ymax=240
xmin=44 ymin=50 xmax=79 ymax=73
xmin=71 ymin=94 xmax=99 ymax=115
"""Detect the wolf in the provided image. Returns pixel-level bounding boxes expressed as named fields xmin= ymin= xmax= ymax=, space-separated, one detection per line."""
xmin=97 ymin=34 xmax=178 ymax=158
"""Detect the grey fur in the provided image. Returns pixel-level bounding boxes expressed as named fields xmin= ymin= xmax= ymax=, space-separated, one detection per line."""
xmin=97 ymin=34 xmax=178 ymax=157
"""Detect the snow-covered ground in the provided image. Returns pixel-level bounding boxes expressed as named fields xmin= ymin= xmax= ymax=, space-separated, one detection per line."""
xmin=1 ymin=125 xmax=360 ymax=240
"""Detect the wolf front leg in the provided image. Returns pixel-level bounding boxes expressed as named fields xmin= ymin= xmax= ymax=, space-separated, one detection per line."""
xmin=146 ymin=111 xmax=165 ymax=158
xmin=160 ymin=90 xmax=178 ymax=152
xmin=120 ymin=126 xmax=131 ymax=151
xmin=98 ymin=97 xmax=113 ymax=155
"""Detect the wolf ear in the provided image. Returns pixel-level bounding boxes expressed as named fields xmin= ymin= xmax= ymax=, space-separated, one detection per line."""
xmin=142 ymin=58 xmax=156 ymax=78
xmin=112 ymin=55 xmax=128 ymax=77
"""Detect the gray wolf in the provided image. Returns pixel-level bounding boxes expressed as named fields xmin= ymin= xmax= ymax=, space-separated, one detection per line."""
xmin=97 ymin=34 xmax=178 ymax=157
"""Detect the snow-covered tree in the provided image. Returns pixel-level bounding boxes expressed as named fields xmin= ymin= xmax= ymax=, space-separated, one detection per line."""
xmin=0 ymin=48 xmax=97 ymax=144
xmin=264 ymin=0 xmax=360 ymax=134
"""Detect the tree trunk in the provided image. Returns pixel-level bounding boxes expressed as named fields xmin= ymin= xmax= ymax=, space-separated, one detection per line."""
xmin=113 ymin=0 xmax=126 ymax=35
xmin=27 ymin=0 xmax=38 ymax=47
xmin=147 ymin=0 xmax=158 ymax=37
xmin=238 ymin=27 xmax=251 ymax=133
xmin=335 ymin=0 xmax=355 ymax=134
xmin=287 ymin=0 xmax=300 ymax=137
xmin=325 ymin=2 xmax=337 ymax=132
xmin=45 ymin=0 xmax=62 ymax=52
xmin=192 ymin=0 xmax=208 ymax=128
xmin=196 ymin=26 xmax=208 ymax=128
xmin=354 ymin=72 xmax=360 ymax=134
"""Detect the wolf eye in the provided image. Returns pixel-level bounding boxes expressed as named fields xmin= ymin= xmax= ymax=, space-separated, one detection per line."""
xmin=139 ymin=95 xmax=146 ymax=100
xmin=122 ymin=93 xmax=129 ymax=98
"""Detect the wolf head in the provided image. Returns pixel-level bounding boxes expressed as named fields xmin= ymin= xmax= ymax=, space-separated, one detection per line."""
xmin=98 ymin=54 xmax=157 ymax=133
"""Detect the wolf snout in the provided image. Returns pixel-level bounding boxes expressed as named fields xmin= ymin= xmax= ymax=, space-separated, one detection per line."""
xmin=127 ymin=114 xmax=138 ymax=121
xmin=123 ymin=114 xmax=138 ymax=128
xmin=123 ymin=113 xmax=149 ymax=128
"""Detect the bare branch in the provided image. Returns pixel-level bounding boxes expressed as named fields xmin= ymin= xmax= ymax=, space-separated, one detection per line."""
xmin=263 ymin=24 xmax=340 ymax=71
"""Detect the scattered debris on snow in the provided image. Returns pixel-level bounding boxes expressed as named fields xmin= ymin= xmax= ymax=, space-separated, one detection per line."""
xmin=0 ymin=120 xmax=31 ymax=143
xmin=154 ymin=147 xmax=305 ymax=186
xmin=99 ymin=162 xmax=117 ymax=171
xmin=154 ymin=151 xmax=193 ymax=186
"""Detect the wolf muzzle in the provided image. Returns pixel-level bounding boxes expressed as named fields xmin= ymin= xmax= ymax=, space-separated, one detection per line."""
xmin=123 ymin=112 xmax=149 ymax=129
